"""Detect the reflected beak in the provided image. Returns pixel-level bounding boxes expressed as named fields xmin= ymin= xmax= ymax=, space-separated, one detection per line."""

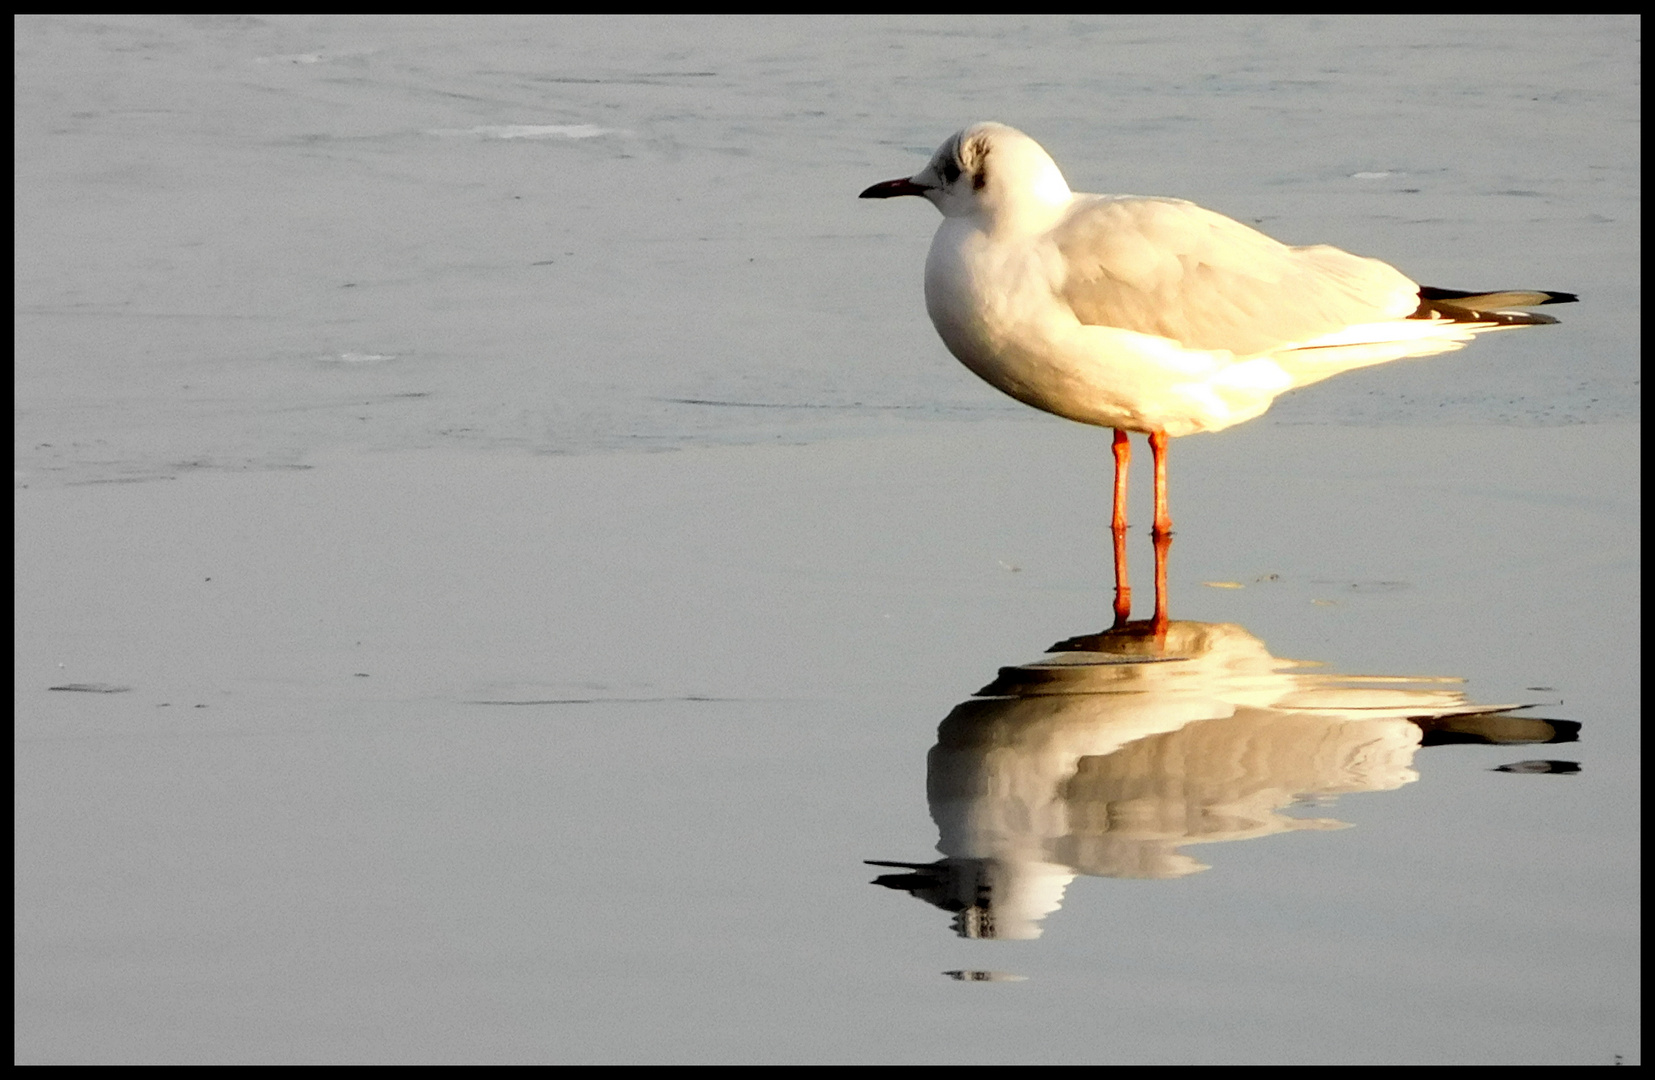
xmin=859 ymin=177 xmax=931 ymax=199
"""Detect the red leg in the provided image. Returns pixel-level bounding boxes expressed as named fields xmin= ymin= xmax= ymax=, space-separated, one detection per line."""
xmin=1110 ymin=428 xmax=1131 ymax=534
xmin=1149 ymin=429 xmax=1172 ymax=538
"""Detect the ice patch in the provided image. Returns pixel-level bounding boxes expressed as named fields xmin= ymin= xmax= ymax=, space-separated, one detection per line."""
xmin=429 ymin=124 xmax=624 ymax=140
xmin=322 ymin=352 xmax=397 ymax=364
xmin=256 ymin=50 xmax=377 ymax=65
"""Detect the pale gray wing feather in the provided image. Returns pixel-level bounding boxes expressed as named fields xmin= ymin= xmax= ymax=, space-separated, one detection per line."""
xmin=1052 ymin=196 xmax=1418 ymax=356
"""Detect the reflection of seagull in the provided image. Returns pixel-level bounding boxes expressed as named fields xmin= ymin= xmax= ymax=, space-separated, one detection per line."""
xmin=862 ymin=123 xmax=1575 ymax=535
xmin=870 ymin=621 xmax=1578 ymax=939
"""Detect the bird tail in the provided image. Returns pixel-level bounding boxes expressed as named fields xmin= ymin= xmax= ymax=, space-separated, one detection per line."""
xmin=1273 ymin=286 xmax=1577 ymax=390
xmin=1411 ymin=287 xmax=1579 ymax=326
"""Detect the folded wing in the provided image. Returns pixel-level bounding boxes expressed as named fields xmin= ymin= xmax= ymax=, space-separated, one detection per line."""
xmin=1052 ymin=195 xmax=1421 ymax=356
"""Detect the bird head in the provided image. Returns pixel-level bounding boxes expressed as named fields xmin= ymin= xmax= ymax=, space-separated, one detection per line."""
xmin=860 ymin=122 xmax=1073 ymax=234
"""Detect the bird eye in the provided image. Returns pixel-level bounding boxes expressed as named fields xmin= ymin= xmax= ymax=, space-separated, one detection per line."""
xmin=940 ymin=158 xmax=962 ymax=185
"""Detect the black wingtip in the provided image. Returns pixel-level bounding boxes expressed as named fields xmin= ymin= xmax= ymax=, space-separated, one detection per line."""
xmin=1419 ymin=286 xmax=1579 ymax=306
xmin=1412 ymin=286 xmax=1578 ymax=325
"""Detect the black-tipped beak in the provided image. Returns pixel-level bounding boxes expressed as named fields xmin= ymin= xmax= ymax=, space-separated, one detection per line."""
xmin=859 ymin=177 xmax=931 ymax=199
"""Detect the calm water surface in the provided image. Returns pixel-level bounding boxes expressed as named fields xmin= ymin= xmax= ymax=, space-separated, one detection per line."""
xmin=15 ymin=16 xmax=1639 ymax=1064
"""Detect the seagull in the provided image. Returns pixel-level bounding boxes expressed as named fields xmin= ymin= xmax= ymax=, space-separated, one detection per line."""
xmin=861 ymin=122 xmax=1575 ymax=539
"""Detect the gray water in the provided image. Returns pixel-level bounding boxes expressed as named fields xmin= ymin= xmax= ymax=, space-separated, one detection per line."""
xmin=15 ymin=15 xmax=1640 ymax=1064
xmin=15 ymin=14 xmax=1638 ymax=485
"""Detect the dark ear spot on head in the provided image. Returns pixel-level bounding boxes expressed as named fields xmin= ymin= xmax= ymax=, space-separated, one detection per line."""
xmin=971 ymin=139 xmax=990 ymax=190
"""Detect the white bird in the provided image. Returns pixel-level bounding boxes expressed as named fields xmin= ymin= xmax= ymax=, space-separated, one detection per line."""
xmin=861 ymin=122 xmax=1575 ymax=537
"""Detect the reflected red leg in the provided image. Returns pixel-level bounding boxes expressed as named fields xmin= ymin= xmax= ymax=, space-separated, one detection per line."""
xmin=1151 ymin=527 xmax=1171 ymax=636
xmin=1111 ymin=522 xmax=1131 ymax=628
xmin=1111 ymin=429 xmax=1132 ymax=627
